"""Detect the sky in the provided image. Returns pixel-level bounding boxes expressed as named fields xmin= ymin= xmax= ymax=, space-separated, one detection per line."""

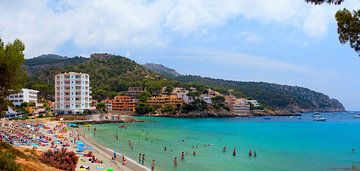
xmin=0 ymin=0 xmax=359 ymax=110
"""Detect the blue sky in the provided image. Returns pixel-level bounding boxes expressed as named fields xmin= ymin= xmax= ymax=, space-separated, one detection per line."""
xmin=0 ymin=0 xmax=359 ymax=110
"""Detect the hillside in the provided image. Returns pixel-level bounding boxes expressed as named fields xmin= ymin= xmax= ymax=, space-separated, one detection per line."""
xmin=143 ymin=63 xmax=182 ymax=78
xmin=24 ymin=53 xmax=178 ymax=100
xmin=176 ymin=75 xmax=345 ymax=113
xmin=24 ymin=53 xmax=345 ymax=113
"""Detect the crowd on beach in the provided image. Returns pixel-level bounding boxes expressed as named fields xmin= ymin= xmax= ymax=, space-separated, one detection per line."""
xmin=0 ymin=119 xmax=136 ymax=171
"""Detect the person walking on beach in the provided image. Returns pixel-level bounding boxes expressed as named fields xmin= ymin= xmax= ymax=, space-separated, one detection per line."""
xmin=173 ymin=157 xmax=177 ymax=167
xmin=141 ymin=154 xmax=145 ymax=165
xmin=181 ymin=152 xmax=185 ymax=160
xmin=151 ymin=160 xmax=155 ymax=171
xmin=94 ymin=127 xmax=96 ymax=136
xmin=233 ymin=149 xmax=236 ymax=156
xmin=138 ymin=153 xmax=142 ymax=163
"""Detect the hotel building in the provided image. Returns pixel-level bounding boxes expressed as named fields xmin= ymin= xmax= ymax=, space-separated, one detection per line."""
xmin=54 ymin=72 xmax=91 ymax=114
xmin=8 ymin=88 xmax=39 ymax=106
xmin=112 ymin=96 xmax=136 ymax=111
xmin=147 ymin=95 xmax=183 ymax=108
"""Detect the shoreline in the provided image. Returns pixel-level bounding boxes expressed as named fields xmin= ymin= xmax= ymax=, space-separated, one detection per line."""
xmin=74 ymin=128 xmax=149 ymax=171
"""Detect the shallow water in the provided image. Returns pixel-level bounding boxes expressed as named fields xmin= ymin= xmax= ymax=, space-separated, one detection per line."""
xmin=84 ymin=112 xmax=360 ymax=171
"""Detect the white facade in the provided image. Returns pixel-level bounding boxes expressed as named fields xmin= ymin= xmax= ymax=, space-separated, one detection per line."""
xmin=247 ymin=100 xmax=260 ymax=107
xmin=201 ymin=95 xmax=212 ymax=104
xmin=8 ymin=88 xmax=39 ymax=106
xmin=54 ymin=72 xmax=91 ymax=114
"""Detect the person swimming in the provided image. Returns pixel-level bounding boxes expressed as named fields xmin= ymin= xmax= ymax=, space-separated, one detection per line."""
xmin=248 ymin=149 xmax=252 ymax=157
xmin=223 ymin=146 xmax=226 ymax=152
xmin=164 ymin=146 xmax=167 ymax=151
xmin=233 ymin=149 xmax=236 ymax=156
xmin=173 ymin=157 xmax=177 ymax=167
xmin=181 ymin=152 xmax=185 ymax=160
xmin=193 ymin=150 xmax=196 ymax=156
xmin=254 ymin=151 xmax=257 ymax=157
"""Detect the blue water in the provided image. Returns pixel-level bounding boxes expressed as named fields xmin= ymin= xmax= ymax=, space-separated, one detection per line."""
xmin=84 ymin=112 xmax=360 ymax=171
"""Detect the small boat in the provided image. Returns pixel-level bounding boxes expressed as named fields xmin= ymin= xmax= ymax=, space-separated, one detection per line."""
xmin=313 ymin=116 xmax=326 ymax=121
xmin=353 ymin=115 xmax=360 ymax=119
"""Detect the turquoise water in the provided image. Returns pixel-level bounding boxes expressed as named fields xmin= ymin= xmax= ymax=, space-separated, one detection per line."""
xmin=83 ymin=112 xmax=360 ymax=171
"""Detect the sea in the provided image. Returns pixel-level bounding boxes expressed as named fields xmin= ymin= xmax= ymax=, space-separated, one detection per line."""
xmin=82 ymin=112 xmax=360 ymax=171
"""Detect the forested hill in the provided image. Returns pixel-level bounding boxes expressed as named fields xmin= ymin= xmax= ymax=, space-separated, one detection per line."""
xmin=176 ymin=75 xmax=345 ymax=112
xmin=24 ymin=53 xmax=345 ymax=113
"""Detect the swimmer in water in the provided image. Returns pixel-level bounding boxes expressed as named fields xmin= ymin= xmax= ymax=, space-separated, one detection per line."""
xmin=233 ymin=149 xmax=236 ymax=156
xmin=173 ymin=157 xmax=177 ymax=167
xmin=181 ymin=152 xmax=185 ymax=160
xmin=223 ymin=146 xmax=226 ymax=152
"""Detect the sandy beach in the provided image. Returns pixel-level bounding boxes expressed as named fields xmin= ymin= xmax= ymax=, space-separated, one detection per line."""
xmin=0 ymin=119 xmax=149 ymax=171
xmin=74 ymin=127 xmax=149 ymax=171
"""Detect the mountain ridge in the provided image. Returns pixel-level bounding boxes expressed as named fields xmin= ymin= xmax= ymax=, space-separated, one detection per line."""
xmin=23 ymin=53 xmax=345 ymax=113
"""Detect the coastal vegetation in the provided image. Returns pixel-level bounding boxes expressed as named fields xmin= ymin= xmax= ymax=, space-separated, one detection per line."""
xmin=0 ymin=38 xmax=27 ymax=116
xmin=23 ymin=53 xmax=345 ymax=114
xmin=41 ymin=148 xmax=78 ymax=171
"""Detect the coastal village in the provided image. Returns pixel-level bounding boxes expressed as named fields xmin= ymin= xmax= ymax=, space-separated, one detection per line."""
xmin=1 ymin=71 xmax=264 ymax=171
xmin=5 ymin=71 xmax=263 ymax=119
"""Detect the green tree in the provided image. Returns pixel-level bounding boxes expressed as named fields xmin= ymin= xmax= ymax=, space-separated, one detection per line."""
xmin=162 ymin=105 xmax=176 ymax=114
xmin=211 ymin=96 xmax=226 ymax=110
xmin=0 ymin=38 xmax=27 ymax=116
xmin=96 ymin=102 xmax=106 ymax=113
xmin=305 ymin=0 xmax=360 ymax=55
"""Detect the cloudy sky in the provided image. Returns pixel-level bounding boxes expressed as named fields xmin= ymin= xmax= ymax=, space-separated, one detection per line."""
xmin=1 ymin=0 xmax=360 ymax=110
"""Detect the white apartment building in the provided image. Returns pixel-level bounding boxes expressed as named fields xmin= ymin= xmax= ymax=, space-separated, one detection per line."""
xmin=8 ymin=88 xmax=39 ymax=106
xmin=55 ymin=72 xmax=91 ymax=114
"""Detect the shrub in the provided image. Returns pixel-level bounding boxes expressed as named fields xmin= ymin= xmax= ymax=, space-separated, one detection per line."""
xmin=39 ymin=114 xmax=43 ymax=118
xmin=41 ymin=148 xmax=78 ymax=171
xmin=0 ymin=151 xmax=22 ymax=171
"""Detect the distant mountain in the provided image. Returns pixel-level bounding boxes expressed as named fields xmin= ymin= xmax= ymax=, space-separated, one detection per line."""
xmin=23 ymin=53 xmax=345 ymax=113
xmin=176 ymin=75 xmax=345 ymax=113
xmin=143 ymin=63 xmax=182 ymax=78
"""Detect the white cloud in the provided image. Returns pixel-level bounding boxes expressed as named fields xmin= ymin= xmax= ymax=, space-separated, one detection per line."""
xmin=0 ymin=0 xmax=359 ymax=57
xmin=238 ymin=32 xmax=265 ymax=44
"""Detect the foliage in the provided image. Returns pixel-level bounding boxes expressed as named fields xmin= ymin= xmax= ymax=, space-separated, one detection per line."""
xmin=0 ymin=151 xmax=22 ymax=171
xmin=0 ymin=38 xmax=27 ymax=115
xmin=177 ymin=75 xmax=344 ymax=112
xmin=96 ymin=102 xmax=106 ymax=113
xmin=41 ymin=148 xmax=78 ymax=171
xmin=135 ymin=103 xmax=155 ymax=115
xmin=162 ymin=105 xmax=176 ymax=114
xmin=182 ymin=99 xmax=208 ymax=113
xmin=335 ymin=9 xmax=360 ymax=54
xmin=211 ymin=96 xmax=226 ymax=110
